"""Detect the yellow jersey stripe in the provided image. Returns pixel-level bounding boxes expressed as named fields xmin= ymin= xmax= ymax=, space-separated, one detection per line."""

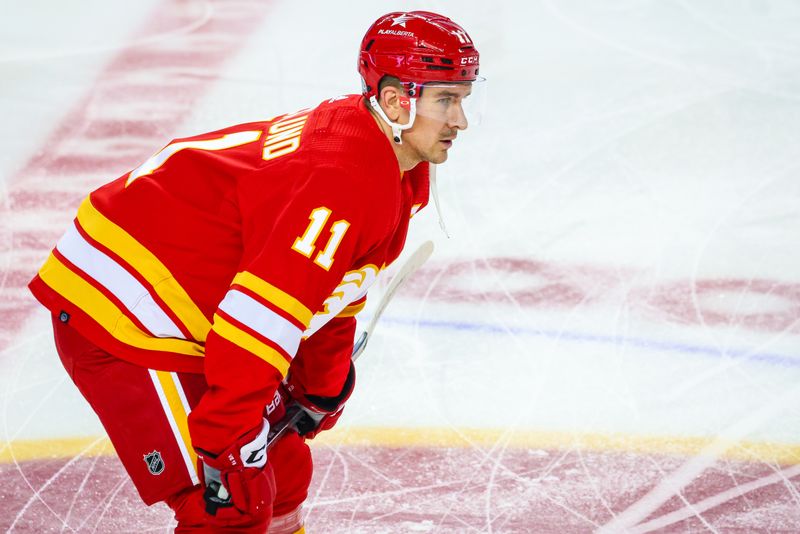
xmin=153 ymin=371 xmax=198 ymax=478
xmin=337 ymin=300 xmax=366 ymax=318
xmin=38 ymin=253 xmax=205 ymax=357
xmin=76 ymin=197 xmax=211 ymax=341
xmin=57 ymin=222 xmax=186 ymax=339
xmin=211 ymin=313 xmax=291 ymax=377
xmin=232 ymin=271 xmax=312 ymax=327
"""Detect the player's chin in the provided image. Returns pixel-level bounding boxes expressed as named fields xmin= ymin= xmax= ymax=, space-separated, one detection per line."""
xmin=427 ymin=150 xmax=449 ymax=164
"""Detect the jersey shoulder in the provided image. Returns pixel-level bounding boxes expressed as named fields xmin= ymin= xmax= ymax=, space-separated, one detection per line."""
xmin=302 ymin=95 xmax=397 ymax=179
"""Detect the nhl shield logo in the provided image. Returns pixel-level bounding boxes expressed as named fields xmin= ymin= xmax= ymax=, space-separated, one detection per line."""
xmin=144 ymin=451 xmax=165 ymax=475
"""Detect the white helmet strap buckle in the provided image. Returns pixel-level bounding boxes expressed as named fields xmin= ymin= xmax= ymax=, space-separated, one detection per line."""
xmin=368 ymin=95 xmax=417 ymax=144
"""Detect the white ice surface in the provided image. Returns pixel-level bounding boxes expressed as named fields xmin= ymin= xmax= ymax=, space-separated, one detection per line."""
xmin=1 ymin=1 xmax=800 ymax=530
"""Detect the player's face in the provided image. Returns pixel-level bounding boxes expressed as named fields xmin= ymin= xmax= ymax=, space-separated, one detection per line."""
xmin=405 ymin=83 xmax=472 ymax=164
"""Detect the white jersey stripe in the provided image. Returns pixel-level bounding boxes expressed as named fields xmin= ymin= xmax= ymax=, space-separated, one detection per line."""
xmin=218 ymin=289 xmax=302 ymax=357
xmin=148 ymin=370 xmax=199 ymax=485
xmin=55 ymin=223 xmax=185 ymax=339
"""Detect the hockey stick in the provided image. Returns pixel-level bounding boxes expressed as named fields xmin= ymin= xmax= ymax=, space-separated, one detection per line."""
xmin=352 ymin=239 xmax=434 ymax=360
xmin=266 ymin=240 xmax=434 ymax=449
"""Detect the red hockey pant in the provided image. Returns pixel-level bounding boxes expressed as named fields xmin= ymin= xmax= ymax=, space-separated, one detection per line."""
xmin=52 ymin=316 xmax=312 ymax=532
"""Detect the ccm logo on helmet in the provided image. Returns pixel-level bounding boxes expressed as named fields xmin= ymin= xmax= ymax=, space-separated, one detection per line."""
xmin=460 ymin=56 xmax=478 ymax=65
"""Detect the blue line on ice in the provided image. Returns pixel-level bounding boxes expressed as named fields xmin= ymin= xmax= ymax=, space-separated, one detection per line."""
xmin=376 ymin=316 xmax=800 ymax=368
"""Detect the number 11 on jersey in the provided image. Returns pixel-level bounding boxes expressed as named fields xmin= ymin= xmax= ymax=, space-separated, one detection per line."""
xmin=292 ymin=207 xmax=350 ymax=270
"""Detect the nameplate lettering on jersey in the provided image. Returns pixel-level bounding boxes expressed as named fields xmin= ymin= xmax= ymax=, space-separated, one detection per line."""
xmin=262 ymin=110 xmax=311 ymax=161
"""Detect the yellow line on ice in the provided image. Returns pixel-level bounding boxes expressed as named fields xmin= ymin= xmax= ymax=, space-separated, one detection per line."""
xmin=2 ymin=427 xmax=800 ymax=465
xmin=316 ymin=428 xmax=800 ymax=464
xmin=0 ymin=436 xmax=117 ymax=463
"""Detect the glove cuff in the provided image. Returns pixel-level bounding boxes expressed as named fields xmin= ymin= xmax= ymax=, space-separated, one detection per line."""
xmin=289 ymin=360 xmax=356 ymax=414
xmin=196 ymin=418 xmax=270 ymax=471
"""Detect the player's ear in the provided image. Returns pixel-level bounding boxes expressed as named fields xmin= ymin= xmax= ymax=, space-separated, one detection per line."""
xmin=378 ymin=85 xmax=404 ymax=122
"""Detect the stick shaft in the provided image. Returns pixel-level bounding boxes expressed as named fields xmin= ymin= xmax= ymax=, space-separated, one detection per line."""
xmin=266 ymin=240 xmax=434 ymax=448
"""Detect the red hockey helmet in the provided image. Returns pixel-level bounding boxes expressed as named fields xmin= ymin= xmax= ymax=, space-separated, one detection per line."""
xmin=358 ymin=11 xmax=480 ymax=98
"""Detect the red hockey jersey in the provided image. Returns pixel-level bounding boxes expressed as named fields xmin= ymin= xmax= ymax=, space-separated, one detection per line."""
xmin=29 ymin=94 xmax=429 ymax=450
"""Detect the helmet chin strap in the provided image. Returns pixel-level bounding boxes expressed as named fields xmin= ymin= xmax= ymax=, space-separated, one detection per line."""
xmin=369 ymin=95 xmax=449 ymax=237
xmin=428 ymin=163 xmax=450 ymax=238
xmin=368 ymin=95 xmax=417 ymax=144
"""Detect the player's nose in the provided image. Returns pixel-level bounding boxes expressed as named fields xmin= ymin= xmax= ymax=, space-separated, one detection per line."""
xmin=448 ymin=102 xmax=468 ymax=130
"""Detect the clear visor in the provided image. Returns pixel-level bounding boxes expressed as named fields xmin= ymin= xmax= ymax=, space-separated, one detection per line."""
xmin=405 ymin=76 xmax=487 ymax=128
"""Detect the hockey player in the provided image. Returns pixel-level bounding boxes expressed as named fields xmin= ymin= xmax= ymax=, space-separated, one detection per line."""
xmin=29 ymin=11 xmax=482 ymax=533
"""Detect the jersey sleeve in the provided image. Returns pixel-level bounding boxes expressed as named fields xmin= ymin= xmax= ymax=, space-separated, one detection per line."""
xmin=289 ymin=294 xmax=366 ymax=397
xmin=188 ymin=163 xmax=395 ymax=452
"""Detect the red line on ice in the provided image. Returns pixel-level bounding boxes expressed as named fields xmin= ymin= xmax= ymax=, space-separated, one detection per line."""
xmin=3 ymin=446 xmax=799 ymax=532
xmin=405 ymin=257 xmax=800 ymax=334
xmin=0 ymin=0 xmax=271 ymax=352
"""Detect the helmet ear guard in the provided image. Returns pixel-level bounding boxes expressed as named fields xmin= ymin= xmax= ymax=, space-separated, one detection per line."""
xmin=368 ymin=94 xmax=417 ymax=144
